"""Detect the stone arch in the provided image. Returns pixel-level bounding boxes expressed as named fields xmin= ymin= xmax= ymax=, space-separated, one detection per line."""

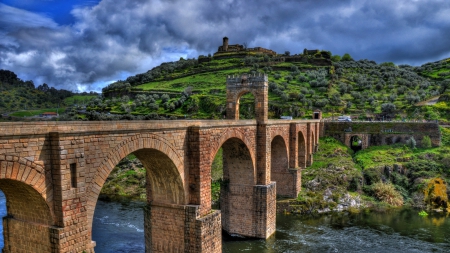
xmin=350 ymin=135 xmax=363 ymax=152
xmin=86 ymin=133 xmax=186 ymax=230
xmin=298 ymin=131 xmax=307 ymax=168
xmin=0 ymin=179 xmax=54 ymax=225
xmin=210 ymin=128 xmax=256 ymax=169
xmin=221 ymin=137 xmax=256 ymax=185
xmin=0 ymin=157 xmax=54 ymax=221
xmin=270 ymin=136 xmax=289 ymax=175
xmin=0 ymin=157 xmax=55 ymax=252
xmin=345 ymin=133 xmax=369 ymax=151
xmin=269 ymin=128 xmax=290 ymax=151
xmin=218 ymin=137 xmax=256 ymax=236
xmin=235 ymin=90 xmax=257 ymax=119
xmin=270 ymin=135 xmax=290 ymax=196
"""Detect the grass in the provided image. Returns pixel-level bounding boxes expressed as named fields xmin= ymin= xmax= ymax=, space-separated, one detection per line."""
xmin=136 ymin=68 xmax=252 ymax=92
xmin=10 ymin=108 xmax=66 ymax=117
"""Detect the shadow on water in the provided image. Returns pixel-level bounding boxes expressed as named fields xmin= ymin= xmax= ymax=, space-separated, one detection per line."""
xmin=91 ymin=201 xmax=450 ymax=253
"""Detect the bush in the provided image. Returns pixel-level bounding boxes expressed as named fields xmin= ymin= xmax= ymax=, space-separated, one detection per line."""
xmin=421 ymin=136 xmax=432 ymax=148
xmin=381 ymin=103 xmax=396 ymax=114
xmin=161 ymin=94 xmax=170 ymax=103
xmin=406 ymin=137 xmax=416 ymax=149
xmin=372 ymin=182 xmax=404 ymax=206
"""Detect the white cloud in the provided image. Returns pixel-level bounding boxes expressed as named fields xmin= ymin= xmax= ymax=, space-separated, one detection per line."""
xmin=0 ymin=3 xmax=58 ymax=30
xmin=1 ymin=0 xmax=450 ymax=91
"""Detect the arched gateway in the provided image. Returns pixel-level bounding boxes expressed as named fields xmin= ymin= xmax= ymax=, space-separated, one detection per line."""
xmin=0 ymin=73 xmax=321 ymax=253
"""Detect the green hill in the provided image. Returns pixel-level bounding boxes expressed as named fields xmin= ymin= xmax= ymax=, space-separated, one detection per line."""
xmin=0 ymin=69 xmax=99 ymax=120
xmin=82 ymin=53 xmax=450 ymax=122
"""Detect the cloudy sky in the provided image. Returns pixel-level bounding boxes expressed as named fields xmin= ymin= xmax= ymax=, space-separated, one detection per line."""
xmin=1 ymin=0 xmax=450 ymax=92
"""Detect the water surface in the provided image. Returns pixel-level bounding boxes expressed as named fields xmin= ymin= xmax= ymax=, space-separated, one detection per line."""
xmin=92 ymin=200 xmax=450 ymax=253
xmin=1 ymin=196 xmax=448 ymax=252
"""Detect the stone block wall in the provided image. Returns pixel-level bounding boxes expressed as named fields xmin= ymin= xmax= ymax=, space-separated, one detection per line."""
xmin=144 ymin=203 xmax=222 ymax=253
xmin=145 ymin=204 xmax=187 ymax=252
xmin=252 ymin=183 xmax=276 ymax=238
xmin=2 ymin=218 xmax=61 ymax=253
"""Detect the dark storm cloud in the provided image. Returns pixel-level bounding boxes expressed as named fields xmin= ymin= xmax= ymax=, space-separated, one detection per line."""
xmin=0 ymin=0 xmax=450 ymax=91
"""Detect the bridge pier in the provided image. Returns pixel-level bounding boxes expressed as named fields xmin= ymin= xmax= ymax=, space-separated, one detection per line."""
xmin=144 ymin=203 xmax=221 ymax=253
xmin=2 ymin=217 xmax=62 ymax=253
xmin=252 ymin=183 xmax=276 ymax=238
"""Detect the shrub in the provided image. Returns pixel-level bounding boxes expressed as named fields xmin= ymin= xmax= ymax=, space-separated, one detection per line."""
xmin=372 ymin=182 xmax=404 ymax=206
xmin=381 ymin=103 xmax=396 ymax=114
xmin=406 ymin=137 xmax=416 ymax=149
xmin=161 ymin=94 xmax=170 ymax=103
xmin=421 ymin=136 xmax=432 ymax=148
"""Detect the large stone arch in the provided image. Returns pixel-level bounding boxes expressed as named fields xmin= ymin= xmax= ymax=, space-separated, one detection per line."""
xmin=210 ymin=128 xmax=256 ymax=168
xmin=86 ymin=133 xmax=186 ymax=230
xmin=298 ymin=130 xmax=307 ymax=168
xmin=219 ymin=137 xmax=256 ymax=236
xmin=270 ymin=135 xmax=291 ymax=196
xmin=0 ymin=157 xmax=56 ymax=252
xmin=0 ymin=157 xmax=54 ymax=219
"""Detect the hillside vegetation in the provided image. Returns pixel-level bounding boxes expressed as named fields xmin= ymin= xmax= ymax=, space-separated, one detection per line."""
xmin=0 ymin=69 xmax=97 ymax=120
xmin=282 ymin=128 xmax=450 ymax=214
xmin=76 ymin=53 xmax=450 ymax=122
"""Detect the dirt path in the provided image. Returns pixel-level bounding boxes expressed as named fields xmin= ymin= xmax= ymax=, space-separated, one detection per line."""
xmin=415 ymin=95 xmax=440 ymax=106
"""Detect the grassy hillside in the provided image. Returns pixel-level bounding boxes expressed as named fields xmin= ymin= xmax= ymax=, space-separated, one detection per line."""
xmin=283 ymin=128 xmax=450 ymax=214
xmin=77 ymin=53 xmax=450 ymax=122
xmin=0 ymin=69 xmax=99 ymax=120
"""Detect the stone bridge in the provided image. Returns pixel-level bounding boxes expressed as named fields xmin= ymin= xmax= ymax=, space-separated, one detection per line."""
xmin=0 ymin=73 xmax=320 ymax=252
xmin=323 ymin=122 xmax=441 ymax=150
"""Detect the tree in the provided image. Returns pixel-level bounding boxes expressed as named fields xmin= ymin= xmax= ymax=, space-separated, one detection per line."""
xmin=406 ymin=137 xmax=416 ymax=149
xmin=381 ymin=103 xmax=396 ymax=115
xmin=331 ymin=55 xmax=341 ymax=62
xmin=330 ymin=93 xmax=341 ymax=106
xmin=161 ymin=94 xmax=170 ymax=103
xmin=284 ymin=75 xmax=293 ymax=83
xmin=341 ymin=53 xmax=354 ymax=61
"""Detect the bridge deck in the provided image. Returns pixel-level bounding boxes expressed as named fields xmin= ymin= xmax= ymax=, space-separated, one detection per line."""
xmin=0 ymin=119 xmax=320 ymax=136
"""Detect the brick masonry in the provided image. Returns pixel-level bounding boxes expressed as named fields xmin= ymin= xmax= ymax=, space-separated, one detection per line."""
xmin=324 ymin=122 xmax=441 ymax=149
xmin=0 ymin=74 xmax=320 ymax=252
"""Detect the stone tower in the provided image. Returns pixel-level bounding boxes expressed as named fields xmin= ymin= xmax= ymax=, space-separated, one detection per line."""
xmin=223 ymin=37 xmax=229 ymax=51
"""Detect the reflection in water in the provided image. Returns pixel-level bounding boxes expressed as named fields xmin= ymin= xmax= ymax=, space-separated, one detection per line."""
xmin=0 ymin=190 xmax=6 ymax=250
xmin=224 ymin=210 xmax=450 ymax=252
xmin=92 ymin=200 xmax=450 ymax=253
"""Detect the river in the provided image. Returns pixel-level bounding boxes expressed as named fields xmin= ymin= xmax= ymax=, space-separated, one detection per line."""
xmin=0 ymin=196 xmax=449 ymax=252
